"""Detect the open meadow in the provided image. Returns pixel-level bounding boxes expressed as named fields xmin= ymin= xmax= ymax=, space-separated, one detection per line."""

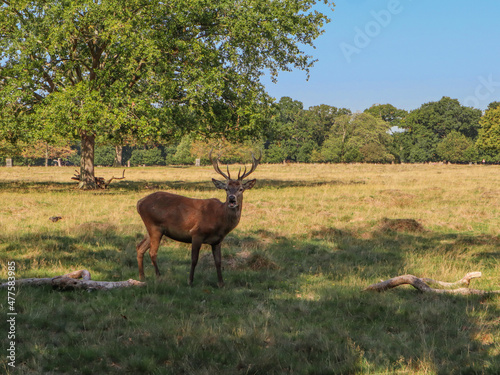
xmin=0 ymin=163 xmax=499 ymax=374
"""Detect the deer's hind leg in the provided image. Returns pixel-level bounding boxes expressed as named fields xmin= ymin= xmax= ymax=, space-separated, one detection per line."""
xmin=148 ymin=229 xmax=163 ymax=278
xmin=137 ymin=228 xmax=163 ymax=280
xmin=136 ymin=235 xmax=150 ymax=281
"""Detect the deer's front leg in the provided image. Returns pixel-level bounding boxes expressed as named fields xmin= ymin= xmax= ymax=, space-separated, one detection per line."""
xmin=188 ymin=239 xmax=202 ymax=286
xmin=212 ymin=243 xmax=224 ymax=288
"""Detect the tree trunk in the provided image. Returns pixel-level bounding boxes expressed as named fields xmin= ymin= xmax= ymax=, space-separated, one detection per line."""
xmin=114 ymin=145 xmax=123 ymax=167
xmin=79 ymin=132 xmax=97 ymax=189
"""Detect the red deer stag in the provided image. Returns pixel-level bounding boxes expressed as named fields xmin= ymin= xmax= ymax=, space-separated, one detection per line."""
xmin=136 ymin=151 xmax=260 ymax=287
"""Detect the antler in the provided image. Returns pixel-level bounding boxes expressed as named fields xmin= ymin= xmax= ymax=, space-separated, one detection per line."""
xmin=238 ymin=152 xmax=261 ymax=180
xmin=210 ymin=149 xmax=261 ymax=180
xmin=209 ymin=149 xmax=230 ymax=180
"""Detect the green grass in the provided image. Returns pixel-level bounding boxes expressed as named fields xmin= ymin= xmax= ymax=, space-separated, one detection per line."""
xmin=0 ymin=164 xmax=499 ymax=374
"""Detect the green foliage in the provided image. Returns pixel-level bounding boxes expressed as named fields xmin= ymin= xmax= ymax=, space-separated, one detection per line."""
xmin=302 ymin=104 xmax=352 ymax=147
xmin=436 ymin=131 xmax=476 ymax=163
xmin=0 ymin=140 xmax=21 ymax=161
xmin=364 ymin=103 xmax=408 ymax=127
xmin=163 ymin=145 xmax=179 ymax=166
xmin=296 ymin=140 xmax=317 ymax=163
xmin=142 ymin=148 xmax=165 ymax=166
xmin=264 ymin=142 xmax=290 ymax=163
xmin=128 ymin=150 xmax=143 ymax=167
xmin=94 ymin=146 xmax=116 ymax=167
xmin=263 ymin=97 xmax=352 ymax=162
xmin=403 ymin=96 xmax=482 ymax=140
xmin=263 ymin=97 xmax=304 ymax=162
xmin=401 ymin=97 xmax=482 ymax=162
xmin=487 ymin=101 xmax=500 ymax=111
xmin=316 ymin=137 xmax=342 ymax=162
xmin=172 ymin=136 xmax=195 ymax=165
xmin=476 ymin=107 xmax=500 ymax=162
xmin=319 ymin=113 xmax=394 ymax=163
xmin=0 ymin=0 xmax=332 ymax=185
xmin=129 ymin=148 xmax=165 ymax=166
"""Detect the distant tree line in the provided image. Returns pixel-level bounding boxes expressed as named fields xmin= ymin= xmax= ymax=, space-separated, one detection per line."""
xmin=260 ymin=96 xmax=499 ymax=164
xmin=2 ymin=96 xmax=500 ymax=166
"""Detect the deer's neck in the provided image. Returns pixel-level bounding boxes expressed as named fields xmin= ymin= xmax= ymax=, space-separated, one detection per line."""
xmin=224 ymin=201 xmax=242 ymax=229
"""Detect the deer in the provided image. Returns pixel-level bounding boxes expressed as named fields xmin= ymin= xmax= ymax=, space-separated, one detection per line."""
xmin=136 ymin=150 xmax=260 ymax=287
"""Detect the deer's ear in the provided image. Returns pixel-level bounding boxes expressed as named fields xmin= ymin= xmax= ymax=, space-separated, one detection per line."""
xmin=212 ymin=178 xmax=227 ymax=190
xmin=242 ymin=179 xmax=256 ymax=190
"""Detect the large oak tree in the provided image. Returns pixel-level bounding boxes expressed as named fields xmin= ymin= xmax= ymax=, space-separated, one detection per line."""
xmin=0 ymin=0 xmax=332 ymax=188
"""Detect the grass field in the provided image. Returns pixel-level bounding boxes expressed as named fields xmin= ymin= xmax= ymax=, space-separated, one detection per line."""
xmin=0 ymin=163 xmax=499 ymax=374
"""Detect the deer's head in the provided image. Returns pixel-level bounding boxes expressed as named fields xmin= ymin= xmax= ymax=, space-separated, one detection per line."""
xmin=210 ymin=150 xmax=260 ymax=209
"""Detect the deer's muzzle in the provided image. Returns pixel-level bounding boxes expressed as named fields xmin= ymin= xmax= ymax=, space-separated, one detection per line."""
xmin=228 ymin=195 xmax=238 ymax=208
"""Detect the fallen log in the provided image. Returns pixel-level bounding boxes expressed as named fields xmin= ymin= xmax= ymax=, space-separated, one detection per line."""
xmin=364 ymin=272 xmax=500 ymax=295
xmin=0 ymin=269 xmax=145 ymax=291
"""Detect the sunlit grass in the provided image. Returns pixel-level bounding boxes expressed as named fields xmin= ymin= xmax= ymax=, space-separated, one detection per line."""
xmin=0 ymin=163 xmax=499 ymax=374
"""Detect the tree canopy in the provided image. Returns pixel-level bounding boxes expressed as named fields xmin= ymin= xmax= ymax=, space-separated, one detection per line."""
xmin=4 ymin=94 xmax=500 ymax=166
xmin=264 ymin=97 xmax=351 ymax=163
xmin=318 ymin=113 xmax=394 ymax=163
xmin=476 ymin=106 xmax=500 ymax=162
xmin=364 ymin=103 xmax=407 ymax=128
xmin=0 ymin=0 xmax=332 ymax=187
xmin=399 ymin=97 xmax=482 ymax=162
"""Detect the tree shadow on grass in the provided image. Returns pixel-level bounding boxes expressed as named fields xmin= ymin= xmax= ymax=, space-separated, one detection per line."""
xmin=0 ymin=181 xmax=76 ymax=192
xmin=0 ymin=177 xmax=365 ymax=197
xmin=218 ymin=225 xmax=500 ymax=374
xmin=0 ymin=224 xmax=144 ymax=280
xmin=0 ymin=222 xmax=498 ymax=374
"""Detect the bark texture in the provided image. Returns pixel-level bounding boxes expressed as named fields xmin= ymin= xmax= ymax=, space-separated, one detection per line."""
xmin=79 ymin=132 xmax=97 ymax=189
xmin=364 ymin=272 xmax=500 ymax=295
xmin=1 ymin=270 xmax=145 ymax=291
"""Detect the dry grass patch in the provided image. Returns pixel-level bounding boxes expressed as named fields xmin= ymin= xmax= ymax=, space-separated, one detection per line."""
xmin=0 ymin=164 xmax=499 ymax=375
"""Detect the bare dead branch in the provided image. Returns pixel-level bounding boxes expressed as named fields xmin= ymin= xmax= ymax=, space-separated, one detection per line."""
xmin=364 ymin=272 xmax=500 ymax=296
xmin=72 ymin=169 xmax=126 ymax=189
xmin=0 ymin=269 xmax=145 ymax=291
xmin=104 ymin=169 xmax=126 ymax=188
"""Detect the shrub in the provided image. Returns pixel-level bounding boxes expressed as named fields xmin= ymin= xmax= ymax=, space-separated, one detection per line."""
xmin=264 ymin=143 xmax=288 ymax=163
xmin=94 ymin=146 xmax=116 ymax=166
xmin=172 ymin=136 xmax=194 ymax=165
xmin=130 ymin=148 xmax=165 ymax=166
xmin=436 ymin=131 xmax=475 ymax=163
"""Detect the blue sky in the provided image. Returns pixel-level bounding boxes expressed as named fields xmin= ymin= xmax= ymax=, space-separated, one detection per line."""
xmin=260 ymin=0 xmax=500 ymax=112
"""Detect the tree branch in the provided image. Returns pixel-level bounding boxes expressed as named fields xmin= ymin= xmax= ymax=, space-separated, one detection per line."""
xmin=128 ymin=59 xmax=147 ymax=89
xmin=1 ymin=269 xmax=145 ymax=291
xmin=364 ymin=272 xmax=500 ymax=296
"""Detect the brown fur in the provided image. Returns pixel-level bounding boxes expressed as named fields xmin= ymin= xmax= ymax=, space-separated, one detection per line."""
xmin=136 ymin=154 xmax=259 ymax=287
